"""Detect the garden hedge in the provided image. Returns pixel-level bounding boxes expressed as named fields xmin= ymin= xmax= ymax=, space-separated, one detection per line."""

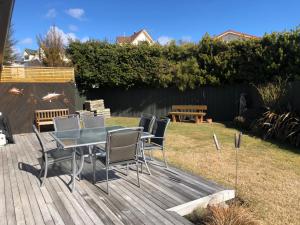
xmin=67 ymin=28 xmax=300 ymax=91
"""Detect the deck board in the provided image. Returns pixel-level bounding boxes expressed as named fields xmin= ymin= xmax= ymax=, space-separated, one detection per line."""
xmin=0 ymin=133 xmax=234 ymax=225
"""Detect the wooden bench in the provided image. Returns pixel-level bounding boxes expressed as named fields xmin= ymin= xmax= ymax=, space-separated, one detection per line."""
xmin=169 ymin=105 xmax=207 ymax=124
xmin=35 ymin=109 xmax=69 ymax=131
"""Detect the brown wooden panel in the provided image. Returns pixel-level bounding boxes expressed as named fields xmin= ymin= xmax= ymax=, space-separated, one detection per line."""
xmin=172 ymin=105 xmax=207 ymax=111
xmin=169 ymin=112 xmax=206 ymax=116
xmin=0 ymin=66 xmax=74 ymax=83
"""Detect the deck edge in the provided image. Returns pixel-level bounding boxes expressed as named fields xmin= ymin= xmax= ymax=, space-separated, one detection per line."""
xmin=166 ymin=189 xmax=235 ymax=216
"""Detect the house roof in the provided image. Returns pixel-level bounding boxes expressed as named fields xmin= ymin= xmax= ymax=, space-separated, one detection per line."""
xmin=116 ymin=29 xmax=154 ymax=44
xmin=24 ymin=48 xmax=38 ymax=55
xmin=215 ymin=29 xmax=260 ymax=40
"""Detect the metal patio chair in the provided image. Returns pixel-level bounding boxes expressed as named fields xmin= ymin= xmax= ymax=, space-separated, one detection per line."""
xmin=81 ymin=115 xmax=106 ymax=161
xmin=82 ymin=115 xmax=105 ymax=128
xmin=53 ymin=116 xmax=80 ymax=132
xmin=143 ymin=117 xmax=170 ymax=168
xmin=138 ymin=113 xmax=155 ymax=133
xmin=33 ymin=125 xmax=73 ymax=186
xmin=92 ymin=127 xmax=143 ymax=194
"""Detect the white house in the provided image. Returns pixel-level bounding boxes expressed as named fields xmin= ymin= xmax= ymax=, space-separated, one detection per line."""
xmin=22 ymin=48 xmax=70 ymax=66
xmin=23 ymin=49 xmax=40 ymax=62
xmin=214 ymin=30 xmax=260 ymax=42
xmin=116 ymin=29 xmax=154 ymax=45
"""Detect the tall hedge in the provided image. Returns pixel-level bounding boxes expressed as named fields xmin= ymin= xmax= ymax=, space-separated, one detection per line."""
xmin=67 ymin=29 xmax=300 ymax=91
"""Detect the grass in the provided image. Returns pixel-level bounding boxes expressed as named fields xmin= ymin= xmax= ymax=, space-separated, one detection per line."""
xmin=106 ymin=117 xmax=300 ymax=225
xmin=187 ymin=203 xmax=259 ymax=225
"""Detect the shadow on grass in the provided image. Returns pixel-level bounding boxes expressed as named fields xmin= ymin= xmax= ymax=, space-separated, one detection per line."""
xmin=223 ymin=121 xmax=300 ymax=155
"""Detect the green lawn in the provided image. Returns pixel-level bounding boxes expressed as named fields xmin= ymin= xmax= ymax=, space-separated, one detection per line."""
xmin=106 ymin=117 xmax=300 ymax=225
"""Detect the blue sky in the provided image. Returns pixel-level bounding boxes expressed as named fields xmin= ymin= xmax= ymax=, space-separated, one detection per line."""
xmin=13 ymin=0 xmax=300 ymax=53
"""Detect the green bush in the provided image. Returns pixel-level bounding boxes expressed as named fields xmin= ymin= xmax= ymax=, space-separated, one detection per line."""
xmin=67 ymin=28 xmax=300 ymax=91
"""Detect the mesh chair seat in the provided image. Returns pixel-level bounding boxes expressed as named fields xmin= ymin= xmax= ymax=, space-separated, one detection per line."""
xmin=96 ymin=152 xmax=135 ymax=165
xmin=76 ymin=145 xmax=105 ymax=157
xmin=45 ymin=148 xmax=73 ymax=164
xmin=33 ymin=124 xmax=74 ymax=186
xmin=143 ymin=142 xmax=162 ymax=150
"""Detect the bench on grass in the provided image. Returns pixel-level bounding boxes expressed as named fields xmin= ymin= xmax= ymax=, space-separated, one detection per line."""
xmin=35 ymin=108 xmax=69 ymax=131
xmin=169 ymin=105 xmax=207 ymax=124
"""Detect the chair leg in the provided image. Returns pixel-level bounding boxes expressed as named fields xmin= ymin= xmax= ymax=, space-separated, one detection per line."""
xmin=38 ymin=164 xmax=44 ymax=179
xmin=162 ymin=147 xmax=168 ymax=168
xmin=41 ymin=165 xmax=48 ymax=187
xmin=144 ymin=161 xmax=152 ymax=175
xmin=106 ymin=166 xmax=109 ymax=195
xmin=92 ymin=152 xmax=96 ymax=184
xmin=89 ymin=146 xmax=93 ymax=163
xmin=149 ymin=150 xmax=153 ymax=160
xmin=136 ymin=161 xmax=140 ymax=187
xmin=77 ymin=159 xmax=82 ymax=181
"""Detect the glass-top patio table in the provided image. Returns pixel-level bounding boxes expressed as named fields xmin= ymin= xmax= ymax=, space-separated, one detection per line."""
xmin=50 ymin=126 xmax=154 ymax=192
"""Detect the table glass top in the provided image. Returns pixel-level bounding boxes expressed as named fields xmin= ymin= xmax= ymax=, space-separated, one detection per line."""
xmin=50 ymin=126 xmax=153 ymax=148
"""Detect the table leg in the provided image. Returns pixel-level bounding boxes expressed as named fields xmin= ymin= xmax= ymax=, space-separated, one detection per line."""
xmin=92 ymin=148 xmax=96 ymax=184
xmin=141 ymin=140 xmax=151 ymax=175
xmin=71 ymin=150 xmax=76 ymax=192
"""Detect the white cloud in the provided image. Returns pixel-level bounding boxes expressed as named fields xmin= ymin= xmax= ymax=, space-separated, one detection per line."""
xmin=46 ymin=8 xmax=57 ymax=18
xmin=158 ymin=36 xmax=173 ymax=45
xmin=48 ymin=26 xmax=77 ymax=45
xmin=68 ymin=24 xmax=78 ymax=32
xmin=19 ymin=38 xmax=33 ymax=45
xmin=81 ymin=36 xmax=89 ymax=42
xmin=13 ymin=46 xmax=21 ymax=55
xmin=181 ymin=36 xmax=192 ymax=43
xmin=66 ymin=8 xmax=85 ymax=20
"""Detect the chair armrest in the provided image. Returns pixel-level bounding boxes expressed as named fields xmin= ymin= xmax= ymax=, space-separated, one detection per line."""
xmin=151 ymin=137 xmax=165 ymax=139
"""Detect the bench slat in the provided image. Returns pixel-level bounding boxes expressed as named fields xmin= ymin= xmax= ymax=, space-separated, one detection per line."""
xmin=172 ymin=105 xmax=207 ymax=111
xmin=169 ymin=105 xmax=207 ymax=124
xmin=169 ymin=112 xmax=206 ymax=116
xmin=34 ymin=108 xmax=69 ymax=131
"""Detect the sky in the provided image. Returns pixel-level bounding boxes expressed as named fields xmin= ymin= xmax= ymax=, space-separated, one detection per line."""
xmin=12 ymin=0 xmax=300 ymax=54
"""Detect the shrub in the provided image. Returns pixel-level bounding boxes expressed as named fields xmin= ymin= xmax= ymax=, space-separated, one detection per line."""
xmin=251 ymin=78 xmax=300 ymax=146
xmin=187 ymin=204 xmax=259 ymax=225
xmin=67 ymin=27 xmax=300 ymax=91
xmin=254 ymin=77 xmax=287 ymax=111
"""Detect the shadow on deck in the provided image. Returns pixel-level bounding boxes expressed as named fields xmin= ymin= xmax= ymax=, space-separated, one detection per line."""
xmin=0 ymin=133 xmax=235 ymax=225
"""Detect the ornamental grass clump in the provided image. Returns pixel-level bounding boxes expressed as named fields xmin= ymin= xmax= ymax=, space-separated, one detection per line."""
xmin=187 ymin=204 xmax=259 ymax=225
xmin=252 ymin=78 xmax=300 ymax=146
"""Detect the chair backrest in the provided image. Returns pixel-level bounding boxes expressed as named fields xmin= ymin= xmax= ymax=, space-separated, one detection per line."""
xmin=151 ymin=118 xmax=170 ymax=146
xmin=53 ymin=116 xmax=80 ymax=131
xmin=106 ymin=127 xmax=143 ymax=164
xmin=32 ymin=125 xmax=47 ymax=154
xmin=138 ymin=114 xmax=155 ymax=133
xmin=82 ymin=115 xmax=105 ymax=128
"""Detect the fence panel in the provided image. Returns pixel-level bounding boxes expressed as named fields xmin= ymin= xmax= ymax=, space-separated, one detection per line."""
xmin=77 ymin=85 xmax=257 ymax=121
xmin=0 ymin=66 xmax=75 ymax=83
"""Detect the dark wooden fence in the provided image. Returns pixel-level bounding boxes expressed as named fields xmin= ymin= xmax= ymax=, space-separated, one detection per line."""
xmin=0 ymin=83 xmax=76 ymax=134
xmin=76 ymin=82 xmax=300 ymax=121
xmin=76 ymin=85 xmax=261 ymax=121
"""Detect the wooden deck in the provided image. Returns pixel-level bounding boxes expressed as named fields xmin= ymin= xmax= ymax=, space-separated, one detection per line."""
xmin=0 ymin=133 xmax=234 ymax=225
